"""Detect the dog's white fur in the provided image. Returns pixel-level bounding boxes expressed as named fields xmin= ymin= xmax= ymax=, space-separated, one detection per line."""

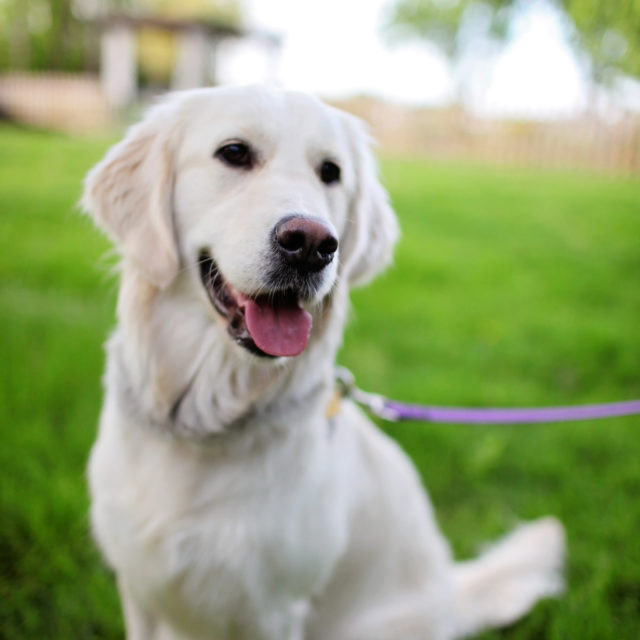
xmin=84 ymin=85 xmax=565 ymax=640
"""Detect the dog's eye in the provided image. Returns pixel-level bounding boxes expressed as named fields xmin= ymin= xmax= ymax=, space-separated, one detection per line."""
xmin=319 ymin=160 xmax=341 ymax=185
xmin=215 ymin=142 xmax=254 ymax=169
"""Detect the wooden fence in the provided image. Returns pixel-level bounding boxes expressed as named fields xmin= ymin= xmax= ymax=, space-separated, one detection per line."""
xmin=0 ymin=74 xmax=638 ymax=175
xmin=0 ymin=72 xmax=112 ymax=134
xmin=337 ymin=97 xmax=640 ymax=176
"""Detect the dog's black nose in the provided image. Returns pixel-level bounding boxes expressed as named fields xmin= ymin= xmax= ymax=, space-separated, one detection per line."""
xmin=274 ymin=216 xmax=338 ymax=272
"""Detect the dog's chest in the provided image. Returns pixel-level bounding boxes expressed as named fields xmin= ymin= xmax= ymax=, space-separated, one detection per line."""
xmin=90 ymin=416 xmax=351 ymax=636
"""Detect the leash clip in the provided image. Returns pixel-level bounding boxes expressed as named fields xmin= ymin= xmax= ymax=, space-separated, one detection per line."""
xmin=335 ymin=366 xmax=356 ymax=397
xmin=334 ymin=367 xmax=401 ymax=422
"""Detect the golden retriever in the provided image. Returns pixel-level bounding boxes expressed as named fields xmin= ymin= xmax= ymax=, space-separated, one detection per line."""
xmin=83 ymin=85 xmax=565 ymax=640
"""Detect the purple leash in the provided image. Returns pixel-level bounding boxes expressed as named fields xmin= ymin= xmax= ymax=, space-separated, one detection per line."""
xmin=335 ymin=368 xmax=640 ymax=425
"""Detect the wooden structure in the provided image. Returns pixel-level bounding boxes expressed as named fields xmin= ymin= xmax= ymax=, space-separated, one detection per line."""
xmin=95 ymin=14 xmax=280 ymax=108
xmin=0 ymin=72 xmax=112 ymax=133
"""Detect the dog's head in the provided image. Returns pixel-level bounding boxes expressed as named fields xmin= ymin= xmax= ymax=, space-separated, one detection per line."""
xmin=83 ymin=86 xmax=398 ymax=359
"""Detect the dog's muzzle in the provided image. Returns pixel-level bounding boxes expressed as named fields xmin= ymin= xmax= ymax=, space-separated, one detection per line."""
xmin=265 ymin=215 xmax=338 ymax=299
xmin=199 ymin=216 xmax=338 ymax=359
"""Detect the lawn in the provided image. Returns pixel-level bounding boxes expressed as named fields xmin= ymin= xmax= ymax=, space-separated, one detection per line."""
xmin=1 ymin=124 xmax=639 ymax=639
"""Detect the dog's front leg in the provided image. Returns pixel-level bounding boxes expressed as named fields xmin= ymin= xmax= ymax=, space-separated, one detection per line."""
xmin=118 ymin=577 xmax=159 ymax=640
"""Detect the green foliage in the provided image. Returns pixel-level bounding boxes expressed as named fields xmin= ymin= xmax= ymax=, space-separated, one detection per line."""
xmin=1 ymin=125 xmax=639 ymax=637
xmin=386 ymin=0 xmax=640 ymax=80
xmin=563 ymin=0 xmax=640 ymax=79
xmin=0 ymin=0 xmax=242 ymax=73
xmin=386 ymin=0 xmax=513 ymax=56
xmin=137 ymin=0 xmax=242 ymax=24
xmin=0 ymin=0 xmax=91 ymax=71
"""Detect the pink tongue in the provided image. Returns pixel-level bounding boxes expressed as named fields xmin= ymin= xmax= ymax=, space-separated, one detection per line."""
xmin=243 ymin=298 xmax=312 ymax=357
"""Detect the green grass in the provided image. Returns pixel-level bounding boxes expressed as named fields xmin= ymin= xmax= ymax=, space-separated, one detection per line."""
xmin=1 ymin=124 xmax=639 ymax=638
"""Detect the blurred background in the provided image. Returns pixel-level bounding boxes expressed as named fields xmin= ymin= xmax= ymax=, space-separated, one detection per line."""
xmin=1 ymin=0 xmax=639 ymax=171
xmin=1 ymin=1 xmax=639 ymax=639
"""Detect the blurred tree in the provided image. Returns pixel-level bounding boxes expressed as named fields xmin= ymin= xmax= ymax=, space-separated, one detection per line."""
xmin=0 ymin=0 xmax=242 ymax=72
xmin=385 ymin=0 xmax=515 ymax=104
xmin=385 ymin=0 xmax=640 ymax=83
xmin=386 ymin=0 xmax=511 ymax=57
xmin=135 ymin=0 xmax=241 ymax=24
xmin=562 ymin=0 xmax=640 ymax=81
xmin=0 ymin=0 xmax=88 ymax=70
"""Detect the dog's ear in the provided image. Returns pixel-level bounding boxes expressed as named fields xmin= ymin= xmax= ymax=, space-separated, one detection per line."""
xmin=82 ymin=101 xmax=180 ymax=288
xmin=339 ymin=114 xmax=399 ymax=287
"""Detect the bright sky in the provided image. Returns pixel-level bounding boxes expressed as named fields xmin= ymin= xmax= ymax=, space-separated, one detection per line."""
xmin=217 ymin=0 xmax=589 ymax=118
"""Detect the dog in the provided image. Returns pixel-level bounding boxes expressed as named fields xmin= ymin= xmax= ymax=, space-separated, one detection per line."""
xmin=83 ymin=85 xmax=565 ymax=640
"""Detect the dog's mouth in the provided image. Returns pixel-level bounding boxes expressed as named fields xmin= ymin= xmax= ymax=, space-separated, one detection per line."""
xmin=199 ymin=252 xmax=312 ymax=358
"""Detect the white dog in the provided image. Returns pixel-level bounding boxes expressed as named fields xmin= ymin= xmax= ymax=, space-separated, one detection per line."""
xmin=84 ymin=85 xmax=565 ymax=640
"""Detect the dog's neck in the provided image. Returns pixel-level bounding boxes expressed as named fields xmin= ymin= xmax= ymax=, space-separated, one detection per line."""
xmin=107 ymin=266 xmax=348 ymax=441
